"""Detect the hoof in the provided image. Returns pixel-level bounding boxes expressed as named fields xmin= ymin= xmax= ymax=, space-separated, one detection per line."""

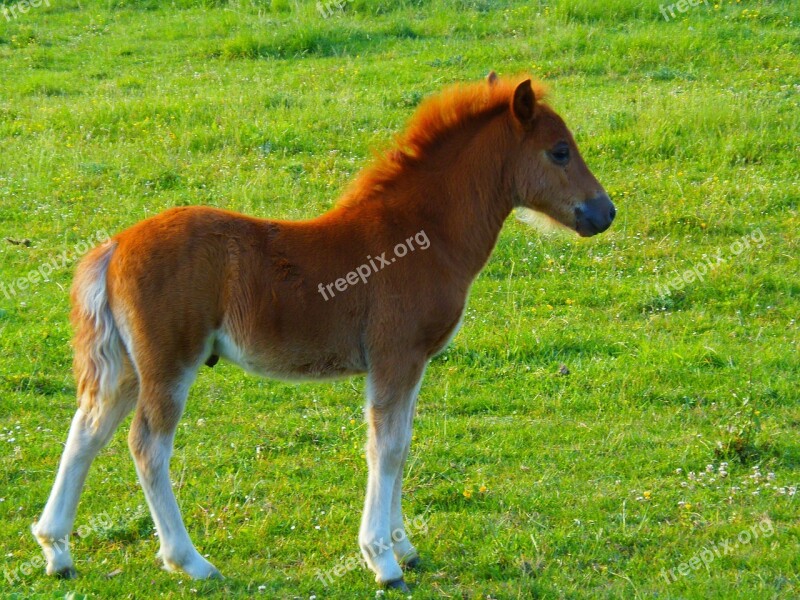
xmin=384 ymin=578 xmax=410 ymax=593
xmin=402 ymin=555 xmax=421 ymax=571
xmin=161 ymin=551 xmax=222 ymax=580
xmin=55 ymin=566 xmax=78 ymax=580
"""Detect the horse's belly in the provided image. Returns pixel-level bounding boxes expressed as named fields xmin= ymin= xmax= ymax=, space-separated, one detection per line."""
xmin=213 ymin=329 xmax=365 ymax=381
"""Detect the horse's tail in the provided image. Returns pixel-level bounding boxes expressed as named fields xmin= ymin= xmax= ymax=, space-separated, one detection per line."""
xmin=70 ymin=240 xmax=127 ymax=419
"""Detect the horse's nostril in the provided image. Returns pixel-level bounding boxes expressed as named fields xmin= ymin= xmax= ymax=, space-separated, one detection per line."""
xmin=576 ymin=195 xmax=615 ymax=237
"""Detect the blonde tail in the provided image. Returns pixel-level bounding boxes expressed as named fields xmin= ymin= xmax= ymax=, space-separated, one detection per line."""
xmin=70 ymin=240 xmax=126 ymax=420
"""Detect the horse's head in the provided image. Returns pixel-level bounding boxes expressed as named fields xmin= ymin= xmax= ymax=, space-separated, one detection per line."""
xmin=496 ymin=74 xmax=615 ymax=237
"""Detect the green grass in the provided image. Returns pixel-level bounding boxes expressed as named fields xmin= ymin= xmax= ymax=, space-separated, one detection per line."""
xmin=1 ymin=0 xmax=798 ymax=598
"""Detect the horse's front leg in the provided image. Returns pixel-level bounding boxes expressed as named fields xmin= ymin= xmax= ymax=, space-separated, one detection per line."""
xmin=359 ymin=359 xmax=426 ymax=590
xmin=389 ymin=398 xmax=420 ymax=569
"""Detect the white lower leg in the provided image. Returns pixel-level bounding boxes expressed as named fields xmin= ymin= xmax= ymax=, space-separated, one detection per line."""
xmin=132 ymin=431 xmax=220 ymax=579
xmin=391 ymin=397 xmax=418 ymax=565
xmin=389 ymin=465 xmax=417 ymax=564
xmin=33 ymin=406 xmax=126 ymax=576
xmin=360 ymin=470 xmax=403 ymax=584
xmin=359 ymin=361 xmax=425 ymax=585
xmin=359 ymin=404 xmax=415 ymax=583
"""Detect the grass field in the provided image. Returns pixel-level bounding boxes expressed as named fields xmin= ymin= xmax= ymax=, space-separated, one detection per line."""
xmin=1 ymin=0 xmax=798 ymax=598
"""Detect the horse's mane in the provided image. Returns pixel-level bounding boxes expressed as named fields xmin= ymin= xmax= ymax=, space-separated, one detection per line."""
xmin=337 ymin=75 xmax=548 ymax=207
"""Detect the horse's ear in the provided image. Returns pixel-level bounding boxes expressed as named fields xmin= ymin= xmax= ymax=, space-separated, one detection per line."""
xmin=511 ymin=79 xmax=536 ymax=126
xmin=487 ymin=71 xmax=498 ymax=86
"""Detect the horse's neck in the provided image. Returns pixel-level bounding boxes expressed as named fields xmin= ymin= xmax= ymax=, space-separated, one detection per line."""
xmin=328 ymin=115 xmax=515 ymax=283
xmin=399 ymin=117 xmax=515 ymax=280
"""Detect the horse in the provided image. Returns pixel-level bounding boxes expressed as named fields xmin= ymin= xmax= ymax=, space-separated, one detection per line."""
xmin=32 ymin=72 xmax=615 ymax=591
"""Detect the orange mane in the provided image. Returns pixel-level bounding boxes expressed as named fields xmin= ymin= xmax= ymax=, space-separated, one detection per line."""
xmin=337 ymin=75 xmax=549 ymax=206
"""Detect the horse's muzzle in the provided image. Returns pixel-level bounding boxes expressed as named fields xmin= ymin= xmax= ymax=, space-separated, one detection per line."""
xmin=575 ymin=194 xmax=616 ymax=237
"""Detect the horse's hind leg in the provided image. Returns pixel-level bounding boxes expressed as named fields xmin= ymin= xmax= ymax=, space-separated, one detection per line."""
xmin=32 ymin=370 xmax=138 ymax=578
xmin=128 ymin=372 xmax=221 ymax=579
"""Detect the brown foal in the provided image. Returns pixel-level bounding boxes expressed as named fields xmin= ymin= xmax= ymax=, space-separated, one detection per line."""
xmin=33 ymin=72 xmax=615 ymax=591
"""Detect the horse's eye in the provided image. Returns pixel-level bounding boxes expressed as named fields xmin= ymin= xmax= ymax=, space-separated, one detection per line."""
xmin=548 ymin=142 xmax=570 ymax=166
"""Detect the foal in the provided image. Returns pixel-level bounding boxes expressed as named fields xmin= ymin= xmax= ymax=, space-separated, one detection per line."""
xmin=33 ymin=73 xmax=615 ymax=590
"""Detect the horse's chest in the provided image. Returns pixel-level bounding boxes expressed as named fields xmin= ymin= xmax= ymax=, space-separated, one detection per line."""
xmin=425 ymin=304 xmax=466 ymax=358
